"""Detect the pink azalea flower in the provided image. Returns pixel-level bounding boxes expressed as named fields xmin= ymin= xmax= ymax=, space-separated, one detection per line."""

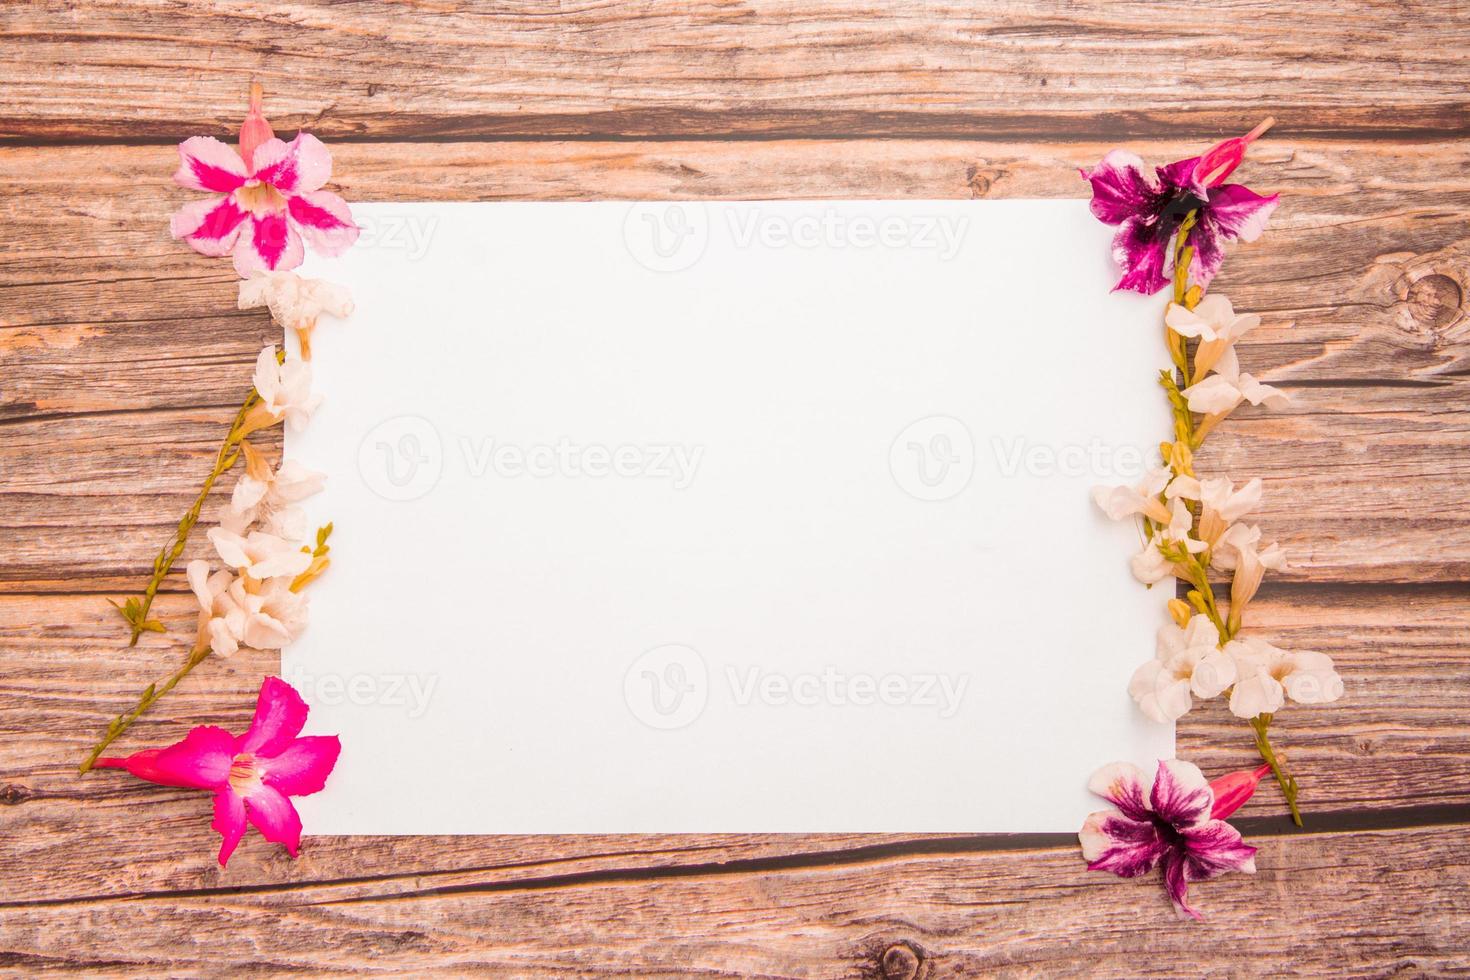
xmin=1079 ymin=759 xmax=1257 ymax=920
xmin=169 ymin=87 xmax=358 ymax=277
xmin=95 ymin=677 xmax=340 ymax=866
xmin=1080 ymin=120 xmax=1278 ymax=295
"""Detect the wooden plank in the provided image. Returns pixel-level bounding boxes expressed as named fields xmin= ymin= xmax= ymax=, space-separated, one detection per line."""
xmin=3 ymin=140 xmax=1468 ymax=584
xmin=3 ymin=1 xmax=1469 ymax=141
xmin=1 ymin=587 xmax=1464 ymax=904
xmin=1 ymin=822 xmax=1466 ymax=974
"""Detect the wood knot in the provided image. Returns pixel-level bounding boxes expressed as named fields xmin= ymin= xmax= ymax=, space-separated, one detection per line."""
xmin=880 ymin=941 xmax=925 ymax=980
xmin=965 ymin=165 xmax=994 ymax=198
xmin=0 ymin=783 xmax=33 ymax=805
xmin=1405 ymin=273 xmax=1463 ymax=331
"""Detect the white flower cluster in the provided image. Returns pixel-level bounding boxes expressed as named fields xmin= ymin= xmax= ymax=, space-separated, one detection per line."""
xmin=1093 ymin=294 xmax=1343 ymax=724
xmin=185 ymin=272 xmax=346 ymax=657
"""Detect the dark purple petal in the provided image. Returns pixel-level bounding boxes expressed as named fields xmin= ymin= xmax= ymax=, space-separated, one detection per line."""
xmin=1084 ymin=815 xmax=1165 ymax=879
xmin=1161 ymin=850 xmax=1203 ymax=920
xmin=1185 ymin=219 xmax=1227 ymax=292
xmin=1081 ymin=150 xmax=1163 ymax=225
xmin=1203 ymin=183 xmax=1279 ymax=242
xmin=1182 ymin=819 xmax=1259 ymax=879
xmin=1156 ymin=155 xmax=1207 ymax=200
xmin=1150 ymin=759 xmax=1214 ymax=829
xmin=1111 ymin=219 xmax=1172 ymax=294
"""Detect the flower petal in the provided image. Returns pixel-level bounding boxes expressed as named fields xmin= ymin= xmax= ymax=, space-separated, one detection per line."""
xmin=238 ymin=676 xmax=310 ymax=756
xmin=173 ymin=136 xmax=248 ymax=193
xmin=212 ymin=788 xmax=248 ymax=867
xmin=243 ymin=783 xmax=304 ymax=857
xmin=93 ymin=725 xmax=235 ymax=790
xmin=235 ymin=213 xmax=305 ymax=276
xmin=1086 ymin=761 xmax=1153 ymax=821
xmin=243 ymin=611 xmax=294 ymax=650
xmin=1080 ymin=150 xmax=1162 ymax=225
xmin=1156 ymin=155 xmax=1207 ymax=200
xmin=1185 ymin=218 xmax=1227 ymax=292
xmin=1228 ymin=670 xmax=1285 ymax=719
xmin=1182 ymin=819 xmax=1259 ymax=879
xmin=251 ymin=133 xmax=333 ymax=194
xmin=1081 ymin=810 xmax=1164 ymax=877
xmin=287 ymin=190 xmax=360 ymax=256
xmin=1110 ymin=218 xmax=1172 ymax=295
xmin=1150 ymin=758 xmax=1214 ymax=829
xmin=261 ymin=735 xmax=341 ymax=796
xmin=1161 ymin=850 xmax=1202 ymax=920
xmin=1190 ymin=648 xmax=1237 ymax=699
xmin=169 ymin=196 xmax=248 ymax=257
xmin=1205 ymin=184 xmax=1279 ymax=243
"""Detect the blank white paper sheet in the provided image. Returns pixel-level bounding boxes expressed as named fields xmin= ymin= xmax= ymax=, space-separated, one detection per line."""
xmin=286 ymin=199 xmax=1173 ymax=834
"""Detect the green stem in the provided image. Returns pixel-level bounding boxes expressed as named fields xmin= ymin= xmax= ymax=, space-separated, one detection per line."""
xmin=1251 ymin=714 xmax=1304 ymax=827
xmin=120 ymin=390 xmax=257 ymax=645
xmin=1166 ymin=211 xmax=1305 ymax=826
xmin=78 ymin=644 xmax=213 ymax=773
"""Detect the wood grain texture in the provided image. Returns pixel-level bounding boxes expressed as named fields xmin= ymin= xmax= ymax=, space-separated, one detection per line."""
xmin=2 ymin=0 xmax=1470 ymax=141
xmin=2 ymin=825 xmax=1467 ymax=976
xmin=1 ymin=588 xmax=1466 ymax=906
xmin=2 ymin=0 xmax=1469 ymax=972
xmin=4 ymin=141 xmax=1468 ymax=587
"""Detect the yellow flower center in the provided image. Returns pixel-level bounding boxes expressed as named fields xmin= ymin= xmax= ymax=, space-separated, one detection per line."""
xmin=228 ymin=753 xmax=263 ymax=794
xmin=235 ymin=179 xmax=287 ymax=217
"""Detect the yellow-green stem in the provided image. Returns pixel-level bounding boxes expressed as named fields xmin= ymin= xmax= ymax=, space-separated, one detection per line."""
xmin=1251 ymin=714 xmax=1304 ymax=826
xmin=78 ymin=644 xmax=213 ymax=773
xmin=1168 ymin=211 xmax=1304 ymax=825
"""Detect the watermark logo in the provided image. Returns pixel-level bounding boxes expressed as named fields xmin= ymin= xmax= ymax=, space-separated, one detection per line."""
xmin=889 ymin=415 xmax=975 ymax=501
xmin=624 ymin=644 xmax=709 ymax=729
xmin=354 ymin=213 xmax=439 ymax=261
xmin=623 ymin=203 xmax=709 ymax=273
xmin=358 ymin=415 xmax=443 ymax=501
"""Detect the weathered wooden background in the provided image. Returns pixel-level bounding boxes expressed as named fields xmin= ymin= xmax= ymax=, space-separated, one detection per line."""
xmin=3 ymin=1 xmax=1469 ymax=974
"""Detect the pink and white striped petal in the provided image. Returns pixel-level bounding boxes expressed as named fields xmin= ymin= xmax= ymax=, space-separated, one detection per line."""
xmin=233 ymin=213 xmax=305 ymax=276
xmin=170 ymin=196 xmax=248 ymax=257
xmin=251 ymin=133 xmax=333 ymax=194
xmin=173 ymin=136 xmax=248 ymax=193
xmin=287 ymin=190 xmax=359 ymax=256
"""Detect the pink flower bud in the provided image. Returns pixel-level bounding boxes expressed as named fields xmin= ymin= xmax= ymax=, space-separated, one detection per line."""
xmin=1196 ymin=117 xmax=1275 ymax=188
xmin=239 ymin=82 xmax=275 ymax=173
xmin=1209 ymin=763 xmax=1273 ymax=820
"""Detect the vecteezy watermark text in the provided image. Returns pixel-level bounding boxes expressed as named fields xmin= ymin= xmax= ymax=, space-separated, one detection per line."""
xmin=622 ymin=645 xmax=972 ymax=729
xmin=458 ymin=437 xmax=704 ymax=489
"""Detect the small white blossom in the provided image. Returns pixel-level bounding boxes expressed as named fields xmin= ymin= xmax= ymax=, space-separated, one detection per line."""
xmin=187 ymin=559 xmax=245 ymax=656
xmin=221 ymin=443 xmax=325 ymax=534
xmin=1164 ymin=294 xmax=1260 ymax=343
xmin=1129 ymin=497 xmax=1206 ymax=585
xmin=1182 ymin=346 xmax=1289 ymax=416
xmin=1128 ymin=616 xmax=1236 ymax=722
xmin=1092 ymin=467 xmax=1172 ymax=523
xmin=208 ymin=526 xmax=313 ymax=581
xmin=239 ymin=271 xmax=353 ymax=330
xmin=1226 ymin=637 xmax=1344 ymax=719
xmin=251 ymin=345 xmax=322 ymax=432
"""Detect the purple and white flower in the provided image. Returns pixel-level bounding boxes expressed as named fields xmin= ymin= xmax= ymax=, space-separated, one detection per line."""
xmin=1080 ymin=122 xmax=1279 ymax=295
xmin=1080 ymin=759 xmax=1258 ymax=919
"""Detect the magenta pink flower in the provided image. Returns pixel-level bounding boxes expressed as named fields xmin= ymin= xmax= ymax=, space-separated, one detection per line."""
xmin=169 ymin=90 xmax=358 ymax=277
xmin=1079 ymin=759 xmax=1257 ymax=920
xmin=1080 ymin=121 xmax=1278 ymax=295
xmin=96 ymin=677 xmax=340 ymax=866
